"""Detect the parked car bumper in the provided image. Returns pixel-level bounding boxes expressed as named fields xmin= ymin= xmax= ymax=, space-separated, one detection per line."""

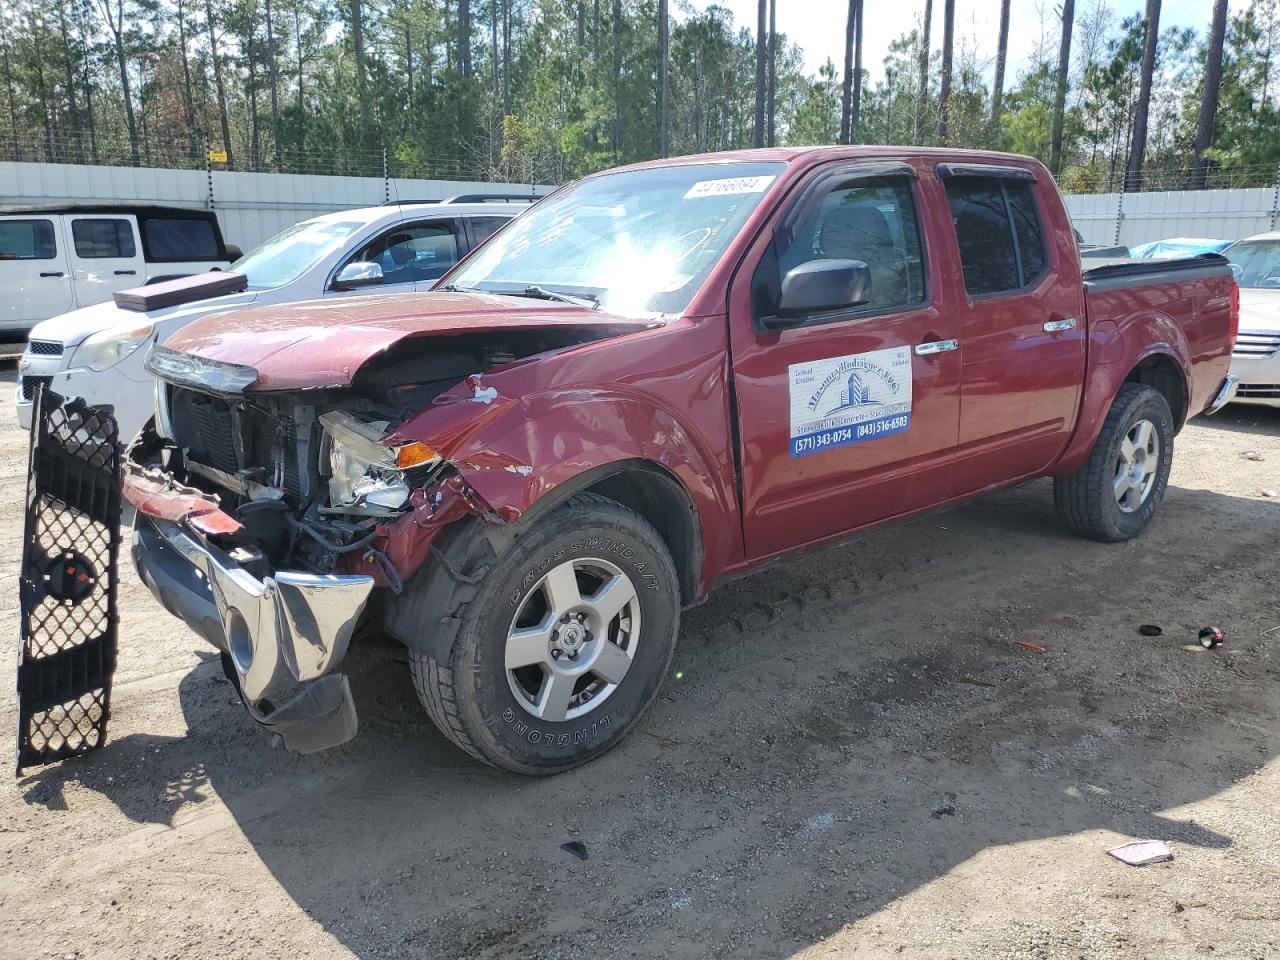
xmin=1228 ymin=346 xmax=1280 ymax=408
xmin=125 ymin=460 xmax=375 ymax=753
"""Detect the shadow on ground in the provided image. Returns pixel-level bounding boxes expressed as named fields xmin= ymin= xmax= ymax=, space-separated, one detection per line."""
xmin=18 ymin=473 xmax=1280 ymax=959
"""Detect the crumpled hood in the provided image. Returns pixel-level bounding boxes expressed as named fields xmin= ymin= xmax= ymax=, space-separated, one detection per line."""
xmin=1239 ymin=288 xmax=1280 ymax=331
xmin=27 ymin=289 xmax=261 ymax=347
xmin=162 ymin=291 xmax=656 ymax=391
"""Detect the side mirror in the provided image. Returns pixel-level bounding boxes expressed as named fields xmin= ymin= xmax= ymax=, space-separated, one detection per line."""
xmin=333 ymin=261 xmax=384 ymax=291
xmin=763 ymin=259 xmax=871 ymax=328
xmin=224 ymin=243 xmax=243 ymax=260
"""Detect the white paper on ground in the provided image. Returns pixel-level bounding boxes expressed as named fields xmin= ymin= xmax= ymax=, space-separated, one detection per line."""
xmin=1107 ymin=839 xmax=1174 ymax=866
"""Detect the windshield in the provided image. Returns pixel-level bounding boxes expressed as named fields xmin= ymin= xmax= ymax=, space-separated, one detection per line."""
xmin=1226 ymin=240 xmax=1280 ymax=289
xmin=231 ymin=218 xmax=366 ymax=290
xmin=446 ymin=161 xmax=787 ymax=315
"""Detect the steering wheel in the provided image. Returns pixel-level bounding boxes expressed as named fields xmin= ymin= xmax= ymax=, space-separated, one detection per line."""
xmin=665 ymin=227 xmax=713 ymax=266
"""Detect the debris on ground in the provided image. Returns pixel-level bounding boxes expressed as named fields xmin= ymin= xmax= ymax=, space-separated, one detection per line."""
xmin=1199 ymin=626 xmax=1225 ymax=649
xmin=1016 ymin=640 xmax=1046 ymax=652
xmin=1107 ymin=839 xmax=1174 ymax=866
xmin=1240 ymin=451 xmax=1265 ymax=461
xmin=1263 ymin=489 xmax=1278 ymax=498
xmin=560 ymin=840 xmax=589 ymax=861
xmin=1138 ymin=624 xmax=1163 ymax=637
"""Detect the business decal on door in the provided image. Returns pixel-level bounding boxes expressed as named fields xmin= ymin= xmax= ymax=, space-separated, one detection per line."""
xmin=788 ymin=345 xmax=913 ymax=457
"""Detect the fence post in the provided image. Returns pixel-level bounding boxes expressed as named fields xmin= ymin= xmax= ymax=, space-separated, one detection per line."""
xmin=1113 ymin=188 xmax=1125 ymax=247
xmin=205 ymin=141 xmax=214 ymax=211
xmin=1270 ymin=163 xmax=1280 ymax=231
xmin=383 ymin=148 xmax=390 ymax=204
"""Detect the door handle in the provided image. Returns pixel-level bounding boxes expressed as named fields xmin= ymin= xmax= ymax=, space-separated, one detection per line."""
xmin=114 ymin=269 xmax=137 ymax=276
xmin=40 ymin=271 xmax=64 ymax=278
xmin=914 ymin=339 xmax=959 ymax=355
xmin=1043 ymin=317 xmax=1077 ymax=332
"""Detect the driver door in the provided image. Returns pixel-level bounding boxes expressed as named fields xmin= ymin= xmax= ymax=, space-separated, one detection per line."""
xmin=328 ymin=220 xmax=460 ymax=297
xmin=728 ymin=163 xmax=963 ymax=559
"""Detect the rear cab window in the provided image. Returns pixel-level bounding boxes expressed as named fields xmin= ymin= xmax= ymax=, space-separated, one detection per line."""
xmin=140 ymin=217 xmax=221 ymax=261
xmin=71 ymin=218 xmax=137 ymax=258
xmin=469 ymin=216 xmax=510 ymax=247
xmin=0 ymin=219 xmax=56 ymax=260
xmin=942 ymin=173 xmax=1047 ymax=296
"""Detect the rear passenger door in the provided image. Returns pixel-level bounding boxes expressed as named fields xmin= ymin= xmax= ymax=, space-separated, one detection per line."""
xmin=939 ymin=167 xmax=1085 ymax=489
xmin=0 ymin=217 xmax=72 ymax=328
xmin=64 ymin=215 xmax=146 ymax=306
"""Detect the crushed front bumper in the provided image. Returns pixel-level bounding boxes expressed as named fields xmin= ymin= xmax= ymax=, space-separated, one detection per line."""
xmin=130 ymin=510 xmax=375 ymax=753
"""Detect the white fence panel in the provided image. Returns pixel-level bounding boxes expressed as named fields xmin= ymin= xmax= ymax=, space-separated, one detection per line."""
xmin=1065 ymin=185 xmax=1279 ymax=248
xmin=0 ymin=161 xmax=548 ymax=249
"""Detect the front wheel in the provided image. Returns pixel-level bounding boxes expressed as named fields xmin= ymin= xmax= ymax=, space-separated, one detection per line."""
xmin=1054 ymin=382 xmax=1174 ymax=542
xmin=410 ymin=493 xmax=680 ymax=775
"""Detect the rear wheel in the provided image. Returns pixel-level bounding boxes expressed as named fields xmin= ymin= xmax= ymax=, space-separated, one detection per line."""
xmin=1054 ymin=382 xmax=1174 ymax=542
xmin=409 ymin=493 xmax=680 ymax=775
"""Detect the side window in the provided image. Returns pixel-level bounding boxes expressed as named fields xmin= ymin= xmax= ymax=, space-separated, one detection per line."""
xmin=72 ymin=218 xmax=137 ymax=259
xmin=0 ymin=219 xmax=56 ymax=260
xmin=772 ymin=178 xmax=926 ymax=315
xmin=351 ymin=223 xmax=459 ymax=285
xmin=141 ymin=217 xmax=220 ymax=261
xmin=943 ymin=176 xmax=1046 ymax=296
xmin=469 ymin=216 xmax=510 ymax=246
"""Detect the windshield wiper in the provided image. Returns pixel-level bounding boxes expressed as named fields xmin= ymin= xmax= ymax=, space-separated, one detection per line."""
xmin=439 ymin=282 xmax=482 ymax=293
xmin=517 ymin=285 xmax=600 ymax=309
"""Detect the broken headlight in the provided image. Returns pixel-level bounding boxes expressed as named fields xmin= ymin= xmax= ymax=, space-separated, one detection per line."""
xmin=319 ymin=410 xmax=439 ymax=513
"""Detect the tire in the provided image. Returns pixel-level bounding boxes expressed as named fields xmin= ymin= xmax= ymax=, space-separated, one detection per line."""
xmin=1054 ymin=382 xmax=1174 ymax=543
xmin=408 ymin=493 xmax=680 ymax=775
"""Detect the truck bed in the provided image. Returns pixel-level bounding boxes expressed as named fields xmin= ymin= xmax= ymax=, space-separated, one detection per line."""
xmin=1082 ymin=253 xmax=1235 ymax=422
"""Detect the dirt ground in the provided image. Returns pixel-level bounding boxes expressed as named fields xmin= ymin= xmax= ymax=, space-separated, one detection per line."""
xmin=1 ymin=362 xmax=1277 ymax=960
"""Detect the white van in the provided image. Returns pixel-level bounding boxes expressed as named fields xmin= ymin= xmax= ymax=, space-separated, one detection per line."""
xmin=0 ymin=204 xmax=238 ymax=338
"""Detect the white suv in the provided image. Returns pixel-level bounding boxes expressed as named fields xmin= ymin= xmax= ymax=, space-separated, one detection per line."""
xmin=1224 ymin=231 xmax=1280 ymax=408
xmin=16 ymin=196 xmax=530 ymax=439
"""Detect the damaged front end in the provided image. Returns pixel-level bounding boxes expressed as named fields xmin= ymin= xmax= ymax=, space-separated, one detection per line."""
xmin=125 ymin=344 xmax=509 ymax=752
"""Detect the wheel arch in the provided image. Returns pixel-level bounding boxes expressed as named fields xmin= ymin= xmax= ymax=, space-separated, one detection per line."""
xmin=1124 ymin=351 xmax=1188 ymax=430
xmin=383 ymin=458 xmax=705 ymax=664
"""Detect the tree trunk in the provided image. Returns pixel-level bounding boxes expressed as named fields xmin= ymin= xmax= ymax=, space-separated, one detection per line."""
xmin=99 ymin=0 xmax=140 ymax=164
xmin=1049 ymin=0 xmax=1074 ymax=175
xmin=936 ymin=0 xmax=954 ymax=143
xmin=1191 ymin=0 xmax=1228 ymax=188
xmin=916 ymin=0 xmax=931 ymax=144
xmin=351 ymin=0 xmax=368 ymax=132
xmin=612 ymin=0 xmax=620 ymax=161
xmin=248 ymin=27 xmax=260 ymax=170
xmin=1125 ymin=0 xmax=1161 ymax=191
xmin=840 ymin=0 xmax=855 ymax=144
xmin=26 ymin=9 xmax=54 ymax=161
xmin=851 ymin=0 xmax=863 ymax=140
xmin=753 ymin=0 xmax=766 ymax=147
xmin=767 ymin=0 xmax=776 ymax=146
xmin=57 ymin=11 xmax=81 ymax=158
xmin=458 ymin=0 xmax=472 ymax=78
xmin=265 ymin=0 xmax=281 ymax=170
xmin=577 ymin=3 xmax=585 ymax=47
xmin=658 ymin=0 xmax=670 ymax=156
xmin=206 ymin=0 xmax=234 ymax=169
xmin=503 ymin=0 xmax=511 ymax=114
xmin=175 ymin=0 xmax=199 ymax=158
xmin=990 ymin=0 xmax=1010 ymax=130
xmin=1 ymin=27 xmax=19 ymax=157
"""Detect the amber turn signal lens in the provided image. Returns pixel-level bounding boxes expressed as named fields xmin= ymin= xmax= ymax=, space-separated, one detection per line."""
xmin=395 ymin=441 xmax=438 ymax=468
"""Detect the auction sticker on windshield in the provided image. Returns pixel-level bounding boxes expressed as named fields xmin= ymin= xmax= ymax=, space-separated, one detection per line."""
xmin=683 ymin=175 xmax=776 ymax=199
xmin=788 ymin=346 xmax=912 ymax=457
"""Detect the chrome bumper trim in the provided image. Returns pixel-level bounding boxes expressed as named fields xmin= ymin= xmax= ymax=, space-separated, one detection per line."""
xmin=1205 ymin=374 xmax=1239 ymax=415
xmin=132 ymin=516 xmax=374 ymax=751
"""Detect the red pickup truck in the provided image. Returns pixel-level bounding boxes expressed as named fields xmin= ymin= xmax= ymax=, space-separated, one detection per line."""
xmin=124 ymin=147 xmax=1238 ymax=773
